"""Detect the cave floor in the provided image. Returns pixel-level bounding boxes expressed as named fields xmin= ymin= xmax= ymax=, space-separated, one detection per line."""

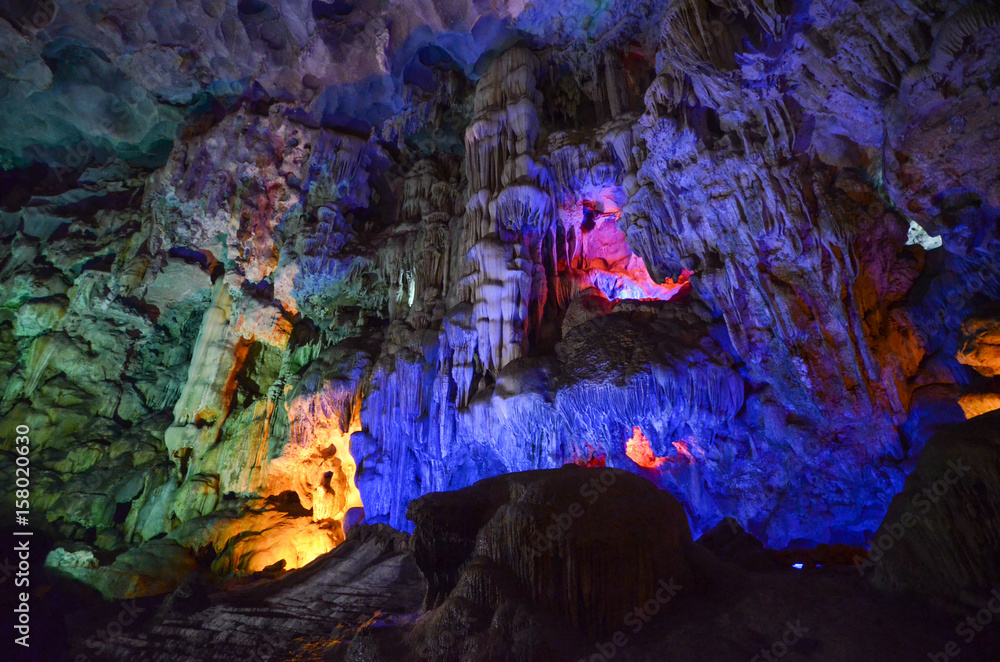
xmin=46 ymin=528 xmax=998 ymax=662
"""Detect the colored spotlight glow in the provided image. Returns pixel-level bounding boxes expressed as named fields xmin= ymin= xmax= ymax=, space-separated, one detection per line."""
xmin=625 ymin=426 xmax=668 ymax=469
xmin=574 ymin=199 xmax=692 ymax=302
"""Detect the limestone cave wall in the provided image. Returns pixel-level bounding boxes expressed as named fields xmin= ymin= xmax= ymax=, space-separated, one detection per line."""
xmin=1 ymin=0 xmax=999 ymax=596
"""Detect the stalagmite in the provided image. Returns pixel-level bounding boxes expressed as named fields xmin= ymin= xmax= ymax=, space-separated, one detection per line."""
xmin=408 ymin=466 xmax=693 ymax=636
xmin=6 ymin=3 xmax=1000 ymax=636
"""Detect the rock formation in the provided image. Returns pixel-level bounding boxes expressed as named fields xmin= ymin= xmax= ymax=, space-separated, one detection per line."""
xmin=94 ymin=524 xmax=424 ymax=662
xmin=408 ymin=465 xmax=693 ymax=637
xmin=80 ymin=473 xmax=1000 ymax=662
xmin=870 ymin=409 xmax=1000 ymax=603
xmin=1 ymin=0 xmax=999 ymax=622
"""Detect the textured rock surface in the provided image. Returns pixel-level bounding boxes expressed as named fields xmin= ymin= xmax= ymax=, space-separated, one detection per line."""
xmin=408 ymin=466 xmax=693 ymax=637
xmin=46 ymin=539 xmax=198 ymax=601
xmin=74 ymin=489 xmax=1000 ymax=662
xmin=91 ymin=524 xmax=424 ymax=662
xmin=2 ymin=0 xmax=1000 ymax=604
xmin=870 ymin=410 xmax=1000 ymax=603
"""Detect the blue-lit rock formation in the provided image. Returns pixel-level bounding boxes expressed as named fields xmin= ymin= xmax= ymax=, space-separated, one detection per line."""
xmin=1 ymin=0 xmax=1000 ymax=602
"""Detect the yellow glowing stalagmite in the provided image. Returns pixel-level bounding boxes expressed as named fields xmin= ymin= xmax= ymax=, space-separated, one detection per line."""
xmin=280 ymin=389 xmax=365 ymax=526
xmin=159 ymin=279 xmax=366 ymax=575
xmin=202 ymin=390 xmax=366 ymax=576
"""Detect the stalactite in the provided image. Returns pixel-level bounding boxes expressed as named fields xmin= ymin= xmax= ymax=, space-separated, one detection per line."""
xmin=164 ymin=279 xmax=241 ymax=472
xmin=928 ymin=3 xmax=1000 ymax=74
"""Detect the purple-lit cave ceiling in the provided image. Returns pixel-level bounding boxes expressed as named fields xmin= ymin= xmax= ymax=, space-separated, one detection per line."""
xmin=1 ymin=0 xmax=999 ymax=606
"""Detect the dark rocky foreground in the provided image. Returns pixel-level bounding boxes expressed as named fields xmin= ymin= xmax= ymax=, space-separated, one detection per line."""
xmin=55 ymin=440 xmax=1000 ymax=662
xmin=57 ymin=524 xmax=424 ymax=662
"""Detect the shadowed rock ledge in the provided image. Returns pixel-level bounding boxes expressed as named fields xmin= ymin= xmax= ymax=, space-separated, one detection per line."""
xmin=81 ymin=467 xmax=1000 ymax=662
